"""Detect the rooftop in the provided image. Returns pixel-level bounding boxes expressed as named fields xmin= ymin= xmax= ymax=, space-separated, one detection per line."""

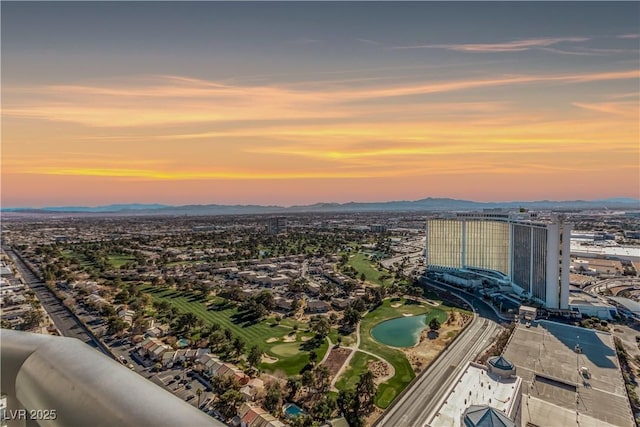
xmin=609 ymin=296 xmax=640 ymax=315
xmin=429 ymin=363 xmax=521 ymax=427
xmin=462 ymin=405 xmax=515 ymax=427
xmin=502 ymin=320 xmax=633 ymax=427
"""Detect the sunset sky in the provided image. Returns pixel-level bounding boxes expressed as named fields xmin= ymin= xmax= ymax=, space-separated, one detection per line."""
xmin=2 ymin=2 xmax=639 ymax=207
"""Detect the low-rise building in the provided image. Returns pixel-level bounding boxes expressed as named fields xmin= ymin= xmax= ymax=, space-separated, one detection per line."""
xmin=305 ymin=300 xmax=330 ymax=314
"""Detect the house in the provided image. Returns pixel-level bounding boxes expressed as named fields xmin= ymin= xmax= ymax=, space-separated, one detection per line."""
xmin=86 ymin=294 xmax=109 ymax=309
xmin=118 ymin=309 xmax=136 ymax=325
xmin=268 ymin=275 xmax=291 ymax=286
xmin=162 ymin=351 xmax=176 ymax=368
xmin=149 ymin=343 xmax=171 ymax=361
xmin=274 ymin=298 xmax=293 ymax=312
xmin=306 ymin=283 xmax=321 ymax=296
xmin=238 ymin=403 xmax=265 ymax=427
xmin=305 ymin=300 xmax=330 ymax=314
xmin=238 ymin=403 xmax=285 ymax=427
xmin=146 ymin=323 xmax=170 ymax=338
xmin=240 ymin=378 xmax=264 ymax=401
xmin=331 ymin=299 xmax=351 ymax=311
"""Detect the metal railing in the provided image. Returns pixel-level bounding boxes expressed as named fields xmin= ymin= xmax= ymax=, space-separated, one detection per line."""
xmin=0 ymin=330 xmax=223 ymax=427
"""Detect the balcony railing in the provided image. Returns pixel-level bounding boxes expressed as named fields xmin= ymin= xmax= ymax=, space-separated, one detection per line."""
xmin=1 ymin=330 xmax=223 ymax=427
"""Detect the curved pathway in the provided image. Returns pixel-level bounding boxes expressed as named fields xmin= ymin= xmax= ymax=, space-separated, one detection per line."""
xmin=329 ymin=317 xmax=395 ymax=390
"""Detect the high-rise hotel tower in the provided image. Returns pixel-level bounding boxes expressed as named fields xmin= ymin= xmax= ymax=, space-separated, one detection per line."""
xmin=426 ymin=211 xmax=570 ymax=309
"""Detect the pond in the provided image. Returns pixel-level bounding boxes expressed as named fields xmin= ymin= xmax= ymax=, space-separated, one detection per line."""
xmin=283 ymin=403 xmax=306 ymax=418
xmin=371 ymin=314 xmax=428 ymax=348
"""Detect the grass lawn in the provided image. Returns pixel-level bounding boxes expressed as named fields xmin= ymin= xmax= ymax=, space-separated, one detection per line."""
xmin=348 ymin=253 xmax=393 ymax=286
xmin=264 ymin=337 xmax=329 ymax=376
xmin=107 ymin=254 xmax=135 ymax=268
xmin=139 ymin=285 xmax=328 ymax=375
xmin=359 ymin=298 xmax=449 ymax=408
xmin=335 ymin=350 xmax=375 ymax=391
xmin=60 ymin=249 xmax=93 ymax=268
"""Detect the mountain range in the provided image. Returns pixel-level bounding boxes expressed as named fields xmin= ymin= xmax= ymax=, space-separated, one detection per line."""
xmin=2 ymin=197 xmax=639 ymax=216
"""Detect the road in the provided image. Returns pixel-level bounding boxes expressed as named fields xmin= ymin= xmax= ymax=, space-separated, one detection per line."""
xmin=583 ymin=277 xmax=640 ymax=295
xmin=377 ymin=314 xmax=501 ymax=427
xmin=4 ymin=247 xmax=109 ymax=354
xmin=376 ymin=278 xmax=504 ymax=427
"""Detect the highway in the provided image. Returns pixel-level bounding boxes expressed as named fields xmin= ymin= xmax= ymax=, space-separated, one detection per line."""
xmin=377 ymin=279 xmax=503 ymax=427
xmin=4 ymin=247 xmax=109 ymax=354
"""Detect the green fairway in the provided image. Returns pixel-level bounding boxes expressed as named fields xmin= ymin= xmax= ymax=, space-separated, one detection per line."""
xmin=359 ymin=298 xmax=449 ymax=408
xmin=139 ymin=285 xmax=327 ymax=375
xmin=107 ymin=254 xmax=135 ymax=268
xmin=348 ymin=253 xmax=393 ymax=285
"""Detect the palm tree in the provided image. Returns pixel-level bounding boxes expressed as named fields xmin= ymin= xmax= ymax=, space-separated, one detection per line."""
xmin=196 ymin=388 xmax=203 ymax=408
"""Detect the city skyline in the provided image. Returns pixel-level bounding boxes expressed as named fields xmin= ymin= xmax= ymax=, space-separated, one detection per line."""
xmin=2 ymin=2 xmax=639 ymax=207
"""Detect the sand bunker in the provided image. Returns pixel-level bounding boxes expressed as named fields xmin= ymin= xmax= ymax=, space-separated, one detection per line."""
xmin=301 ymin=336 xmax=312 ymax=342
xmin=266 ymin=337 xmax=279 ymax=343
xmin=282 ymin=335 xmax=297 ymax=343
xmin=391 ymin=303 xmax=402 ymax=308
xmin=261 ymin=355 xmax=278 ymax=364
xmin=402 ymin=313 xmax=414 ymax=317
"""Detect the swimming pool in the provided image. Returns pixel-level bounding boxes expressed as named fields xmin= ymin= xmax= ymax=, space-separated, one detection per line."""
xmin=283 ymin=403 xmax=305 ymax=418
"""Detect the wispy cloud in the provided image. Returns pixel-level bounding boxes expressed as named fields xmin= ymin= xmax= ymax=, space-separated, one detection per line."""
xmin=4 ymin=69 xmax=638 ymax=127
xmin=356 ymin=38 xmax=383 ymax=46
xmin=572 ymin=101 xmax=639 ymax=117
xmin=618 ymin=33 xmax=640 ymax=39
xmin=289 ymin=38 xmax=321 ymax=45
xmin=391 ymin=37 xmax=589 ymax=52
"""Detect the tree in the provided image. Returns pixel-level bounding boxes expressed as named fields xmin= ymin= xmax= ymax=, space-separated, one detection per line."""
xmin=211 ymin=375 xmax=239 ymax=395
xmin=311 ymin=394 xmax=337 ymax=420
xmin=288 ymin=414 xmax=315 ymax=427
xmin=248 ymin=345 xmax=262 ymax=369
xmin=214 ymin=389 xmax=244 ymax=419
xmin=256 ymin=290 xmax=275 ymax=311
xmin=21 ymin=309 xmax=43 ymax=330
xmin=286 ymin=376 xmax=302 ymax=400
xmin=311 ymin=317 xmax=330 ymax=338
xmin=196 ymin=387 xmax=203 ymax=408
xmin=107 ymin=317 xmax=128 ymax=335
xmin=301 ymin=370 xmax=315 ymax=391
xmin=309 ymin=350 xmax=318 ymax=365
xmin=342 ymin=307 xmax=361 ymax=328
xmin=313 ymin=365 xmax=331 ymax=394
xmin=264 ymin=382 xmax=283 ymax=415
xmin=429 ymin=317 xmax=441 ymax=331
xmin=175 ymin=312 xmax=201 ymax=333
xmin=232 ymin=336 xmax=245 ymax=357
xmin=338 ymin=390 xmax=362 ymax=427
xmin=360 ymin=273 xmax=366 ymax=282
xmin=356 ymin=371 xmax=376 ymax=414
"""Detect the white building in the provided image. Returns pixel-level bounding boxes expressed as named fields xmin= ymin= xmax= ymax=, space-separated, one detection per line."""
xmin=426 ymin=211 xmax=570 ymax=309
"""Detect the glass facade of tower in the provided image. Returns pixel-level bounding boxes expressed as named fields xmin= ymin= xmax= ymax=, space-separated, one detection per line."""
xmin=426 ymin=219 xmax=463 ymax=269
xmin=426 ymin=214 xmax=569 ymax=308
xmin=465 ymin=220 xmax=510 ymax=275
xmin=511 ymin=224 xmax=531 ymax=291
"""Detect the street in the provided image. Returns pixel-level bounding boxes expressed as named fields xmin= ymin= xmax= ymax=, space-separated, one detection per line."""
xmin=4 ymin=247 xmax=108 ymax=353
